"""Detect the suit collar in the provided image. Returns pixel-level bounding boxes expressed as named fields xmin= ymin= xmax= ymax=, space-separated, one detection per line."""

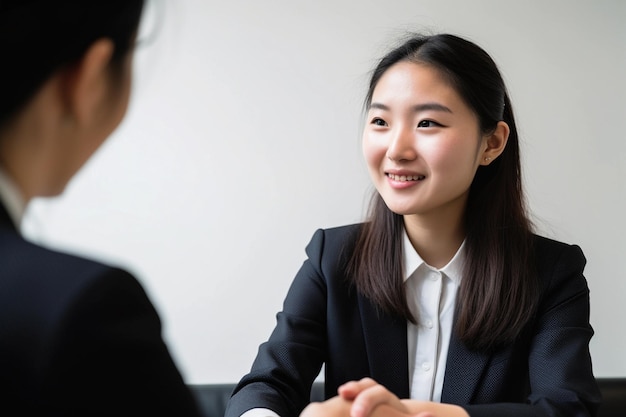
xmin=441 ymin=329 xmax=490 ymax=404
xmin=0 ymin=200 xmax=17 ymax=232
xmin=0 ymin=169 xmax=25 ymax=228
xmin=357 ymin=294 xmax=410 ymax=398
xmin=356 ymin=288 xmax=492 ymax=403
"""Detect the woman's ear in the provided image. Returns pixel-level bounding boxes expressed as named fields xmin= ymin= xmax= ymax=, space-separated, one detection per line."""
xmin=61 ymin=38 xmax=115 ymax=126
xmin=480 ymin=121 xmax=509 ymax=165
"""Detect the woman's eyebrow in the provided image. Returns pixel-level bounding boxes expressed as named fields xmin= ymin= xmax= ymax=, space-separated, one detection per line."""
xmin=412 ymin=102 xmax=453 ymax=113
xmin=368 ymin=102 xmax=452 ymax=113
xmin=368 ymin=102 xmax=390 ymax=111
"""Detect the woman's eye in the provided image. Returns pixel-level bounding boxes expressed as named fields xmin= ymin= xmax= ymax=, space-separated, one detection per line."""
xmin=417 ymin=120 xmax=439 ymax=128
xmin=371 ymin=118 xmax=387 ymax=127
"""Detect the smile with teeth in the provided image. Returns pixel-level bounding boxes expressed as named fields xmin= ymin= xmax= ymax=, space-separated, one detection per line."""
xmin=387 ymin=173 xmax=425 ymax=181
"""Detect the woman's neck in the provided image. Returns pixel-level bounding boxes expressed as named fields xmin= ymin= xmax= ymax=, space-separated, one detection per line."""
xmin=403 ymin=209 xmax=465 ymax=269
xmin=0 ymin=74 xmax=71 ymax=203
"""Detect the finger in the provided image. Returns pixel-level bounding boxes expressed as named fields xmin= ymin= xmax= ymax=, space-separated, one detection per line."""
xmin=338 ymin=377 xmax=378 ymax=399
xmin=350 ymin=385 xmax=407 ymax=417
xmin=370 ymin=405 xmax=425 ymax=417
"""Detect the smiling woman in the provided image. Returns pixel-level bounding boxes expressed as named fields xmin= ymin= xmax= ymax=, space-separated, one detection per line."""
xmin=362 ymin=61 xmax=508 ymax=246
xmin=225 ymin=33 xmax=601 ymax=417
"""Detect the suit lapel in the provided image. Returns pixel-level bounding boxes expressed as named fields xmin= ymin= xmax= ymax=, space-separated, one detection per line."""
xmin=441 ymin=330 xmax=490 ymax=404
xmin=0 ymin=201 xmax=17 ymax=232
xmin=358 ymin=293 xmax=410 ymax=398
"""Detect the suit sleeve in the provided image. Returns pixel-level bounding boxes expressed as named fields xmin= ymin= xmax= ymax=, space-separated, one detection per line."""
xmin=225 ymin=229 xmax=330 ymax=417
xmin=39 ymin=268 xmax=201 ymax=417
xmin=463 ymin=243 xmax=601 ymax=417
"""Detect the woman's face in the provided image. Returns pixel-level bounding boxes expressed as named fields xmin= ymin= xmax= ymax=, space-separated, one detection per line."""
xmin=362 ymin=61 xmax=488 ymax=223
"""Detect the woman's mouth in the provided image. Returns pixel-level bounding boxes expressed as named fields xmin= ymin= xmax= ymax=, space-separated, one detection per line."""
xmin=386 ymin=173 xmax=426 ymax=181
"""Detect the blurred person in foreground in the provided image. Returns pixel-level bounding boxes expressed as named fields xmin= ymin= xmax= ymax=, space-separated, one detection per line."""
xmin=0 ymin=1 xmax=201 ymax=415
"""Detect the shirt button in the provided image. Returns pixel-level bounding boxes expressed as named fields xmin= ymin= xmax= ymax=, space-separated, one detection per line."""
xmin=428 ymin=271 xmax=440 ymax=281
xmin=422 ymin=362 xmax=431 ymax=371
xmin=425 ymin=320 xmax=433 ymax=329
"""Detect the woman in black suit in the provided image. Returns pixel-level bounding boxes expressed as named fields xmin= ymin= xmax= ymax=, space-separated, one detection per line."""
xmin=226 ymin=34 xmax=601 ymax=417
xmin=0 ymin=2 xmax=200 ymax=415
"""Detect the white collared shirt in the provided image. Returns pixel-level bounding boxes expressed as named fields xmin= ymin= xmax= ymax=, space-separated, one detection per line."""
xmin=0 ymin=168 xmax=26 ymax=228
xmin=403 ymin=231 xmax=465 ymax=402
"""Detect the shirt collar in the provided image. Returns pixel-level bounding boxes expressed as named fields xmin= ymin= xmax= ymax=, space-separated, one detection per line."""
xmin=402 ymin=229 xmax=465 ymax=286
xmin=0 ymin=168 xmax=26 ymax=228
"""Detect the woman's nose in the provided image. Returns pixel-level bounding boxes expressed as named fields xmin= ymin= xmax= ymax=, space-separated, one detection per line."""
xmin=386 ymin=125 xmax=417 ymax=162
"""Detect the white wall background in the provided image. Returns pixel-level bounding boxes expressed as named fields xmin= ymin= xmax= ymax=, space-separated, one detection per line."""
xmin=22 ymin=0 xmax=625 ymax=383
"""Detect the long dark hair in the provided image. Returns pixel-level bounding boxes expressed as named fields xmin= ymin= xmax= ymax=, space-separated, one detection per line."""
xmin=348 ymin=33 xmax=538 ymax=352
xmin=0 ymin=0 xmax=145 ymax=128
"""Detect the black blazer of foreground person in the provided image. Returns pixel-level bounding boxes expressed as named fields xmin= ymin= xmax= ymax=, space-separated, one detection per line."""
xmin=0 ymin=1 xmax=200 ymax=415
xmin=226 ymin=33 xmax=601 ymax=417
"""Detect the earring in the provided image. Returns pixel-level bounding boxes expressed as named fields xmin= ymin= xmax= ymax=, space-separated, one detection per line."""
xmin=484 ymin=157 xmax=492 ymax=162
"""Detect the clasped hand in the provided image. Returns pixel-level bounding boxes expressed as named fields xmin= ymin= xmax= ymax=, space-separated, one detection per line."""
xmin=300 ymin=378 xmax=469 ymax=417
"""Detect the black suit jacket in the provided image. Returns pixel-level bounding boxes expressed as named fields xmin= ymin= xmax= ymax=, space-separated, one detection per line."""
xmin=0 ymin=203 xmax=201 ymax=416
xmin=226 ymin=224 xmax=601 ymax=417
